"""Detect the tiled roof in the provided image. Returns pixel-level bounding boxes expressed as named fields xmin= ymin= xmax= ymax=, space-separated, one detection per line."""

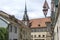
xmin=30 ymin=17 xmax=51 ymax=28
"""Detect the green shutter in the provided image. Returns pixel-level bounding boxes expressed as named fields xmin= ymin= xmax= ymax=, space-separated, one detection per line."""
xmin=55 ymin=0 xmax=59 ymax=7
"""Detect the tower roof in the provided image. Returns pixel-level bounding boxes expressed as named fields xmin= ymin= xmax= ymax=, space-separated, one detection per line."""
xmin=30 ymin=17 xmax=51 ymax=28
xmin=25 ymin=3 xmax=27 ymax=12
xmin=43 ymin=0 xmax=49 ymax=9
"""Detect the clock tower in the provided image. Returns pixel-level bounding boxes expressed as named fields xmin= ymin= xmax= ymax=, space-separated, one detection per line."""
xmin=22 ymin=3 xmax=30 ymax=27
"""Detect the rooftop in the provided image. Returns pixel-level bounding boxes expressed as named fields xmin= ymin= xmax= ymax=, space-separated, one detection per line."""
xmin=30 ymin=17 xmax=51 ymax=28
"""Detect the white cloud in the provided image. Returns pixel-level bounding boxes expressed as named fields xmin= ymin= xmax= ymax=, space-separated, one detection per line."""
xmin=0 ymin=0 xmax=51 ymax=20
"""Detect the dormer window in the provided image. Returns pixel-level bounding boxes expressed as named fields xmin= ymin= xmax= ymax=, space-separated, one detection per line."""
xmin=38 ymin=24 xmax=40 ymax=26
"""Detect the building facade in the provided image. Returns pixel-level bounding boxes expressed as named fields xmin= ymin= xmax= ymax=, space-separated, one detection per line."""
xmin=53 ymin=0 xmax=60 ymax=40
xmin=30 ymin=17 xmax=51 ymax=40
xmin=0 ymin=11 xmax=31 ymax=40
xmin=28 ymin=0 xmax=52 ymax=40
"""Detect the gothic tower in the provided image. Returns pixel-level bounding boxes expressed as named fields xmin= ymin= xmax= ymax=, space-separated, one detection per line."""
xmin=22 ymin=4 xmax=29 ymax=27
xmin=43 ymin=0 xmax=49 ymax=17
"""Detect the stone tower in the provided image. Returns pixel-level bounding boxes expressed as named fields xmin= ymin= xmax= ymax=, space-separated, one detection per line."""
xmin=22 ymin=4 xmax=29 ymax=27
xmin=51 ymin=0 xmax=55 ymax=26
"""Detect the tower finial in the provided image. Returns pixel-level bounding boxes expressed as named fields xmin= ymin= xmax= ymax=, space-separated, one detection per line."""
xmin=43 ymin=0 xmax=49 ymax=9
xmin=25 ymin=0 xmax=27 ymax=14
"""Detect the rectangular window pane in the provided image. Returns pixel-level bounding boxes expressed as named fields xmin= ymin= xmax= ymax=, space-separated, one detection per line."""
xmin=14 ymin=27 xmax=17 ymax=33
xmin=13 ymin=39 xmax=17 ymax=40
xmin=9 ymin=25 xmax=12 ymax=32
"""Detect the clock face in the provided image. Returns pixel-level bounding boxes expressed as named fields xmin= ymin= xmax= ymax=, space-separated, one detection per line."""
xmin=25 ymin=22 xmax=27 ymax=25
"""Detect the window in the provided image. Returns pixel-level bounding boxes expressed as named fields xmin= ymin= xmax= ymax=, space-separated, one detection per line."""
xmin=14 ymin=27 xmax=17 ymax=33
xmin=31 ymin=35 xmax=33 ymax=38
xmin=20 ymin=34 xmax=22 ymax=39
xmin=31 ymin=29 xmax=36 ymax=32
xmin=13 ymin=39 xmax=17 ymax=40
xmin=55 ymin=0 xmax=59 ymax=7
xmin=31 ymin=28 xmax=47 ymax=32
xmin=38 ymin=35 xmax=41 ymax=37
xmin=42 ymin=39 xmax=45 ymax=40
xmin=9 ymin=25 xmax=12 ymax=32
xmin=34 ymin=35 xmax=36 ymax=37
xmin=20 ymin=28 xmax=22 ymax=31
xmin=35 ymin=39 xmax=45 ymax=40
xmin=43 ymin=35 xmax=45 ymax=37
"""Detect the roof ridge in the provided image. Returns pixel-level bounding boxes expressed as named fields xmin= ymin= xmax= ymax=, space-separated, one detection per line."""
xmin=30 ymin=17 xmax=51 ymax=20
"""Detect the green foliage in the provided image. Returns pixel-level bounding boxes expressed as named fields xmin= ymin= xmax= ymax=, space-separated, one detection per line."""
xmin=0 ymin=27 xmax=8 ymax=40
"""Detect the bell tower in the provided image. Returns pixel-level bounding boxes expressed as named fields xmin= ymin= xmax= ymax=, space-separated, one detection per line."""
xmin=43 ymin=0 xmax=50 ymax=17
xmin=22 ymin=3 xmax=29 ymax=27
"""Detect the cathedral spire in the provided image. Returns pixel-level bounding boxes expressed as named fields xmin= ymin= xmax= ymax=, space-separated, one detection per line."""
xmin=22 ymin=3 xmax=29 ymax=21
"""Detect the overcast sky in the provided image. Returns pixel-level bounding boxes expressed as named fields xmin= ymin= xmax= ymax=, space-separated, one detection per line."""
xmin=0 ymin=0 xmax=51 ymax=20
